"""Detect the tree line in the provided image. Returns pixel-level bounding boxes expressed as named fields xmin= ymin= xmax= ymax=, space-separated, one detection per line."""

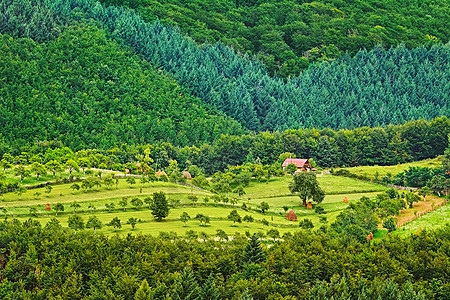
xmin=1 ymin=117 xmax=449 ymax=179
xmin=0 ymin=0 xmax=448 ymax=133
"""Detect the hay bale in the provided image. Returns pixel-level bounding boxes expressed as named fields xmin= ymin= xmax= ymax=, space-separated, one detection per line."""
xmin=286 ymin=209 xmax=297 ymax=221
xmin=343 ymin=197 xmax=348 ymax=203
xmin=306 ymin=202 xmax=313 ymax=209
xmin=182 ymin=171 xmax=192 ymax=180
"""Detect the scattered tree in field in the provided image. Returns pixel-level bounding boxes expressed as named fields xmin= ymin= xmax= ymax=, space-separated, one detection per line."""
xmin=16 ymin=185 xmax=27 ymax=200
xmin=1 ymin=207 xmax=7 ymax=219
xmin=105 ymin=202 xmax=115 ymax=212
xmin=70 ymin=183 xmax=80 ymax=194
xmin=119 ymin=197 xmax=128 ymax=211
xmin=261 ymin=219 xmax=269 ymax=227
xmin=131 ymin=197 xmax=143 ymax=210
xmin=234 ymin=185 xmax=246 ymax=198
xmin=126 ymin=177 xmax=136 ymax=188
xmin=68 ymin=214 xmax=84 ymax=233
xmin=127 ymin=217 xmax=138 ymax=230
xmin=267 ymin=229 xmax=280 ymax=242
xmin=65 ymin=159 xmax=80 ymax=175
xmin=54 ymin=203 xmax=64 ymax=216
xmin=45 ymin=185 xmax=52 ymax=196
xmin=289 ymin=172 xmax=325 ymax=207
xmin=180 ymin=212 xmax=190 ymax=227
xmin=46 ymin=160 xmax=63 ymax=178
xmin=229 ymin=198 xmax=238 ymax=206
xmin=0 ymin=183 xmax=6 ymax=201
xmin=88 ymin=204 xmax=96 ymax=213
xmin=259 ymin=201 xmax=269 ymax=214
xmin=144 ymin=197 xmax=153 ymax=209
xmin=243 ymin=215 xmax=254 ymax=227
xmin=15 ymin=165 xmax=30 ymax=183
xmin=140 ymin=177 xmax=148 ymax=188
xmin=405 ymin=192 xmax=420 ymax=208
xmin=418 ymin=186 xmax=430 ymax=201
xmin=151 ymin=192 xmax=169 ymax=221
xmin=202 ymin=196 xmax=210 ymax=206
xmin=28 ymin=206 xmax=37 ymax=217
xmin=103 ymin=174 xmax=114 ymax=190
xmin=86 ymin=216 xmax=102 ymax=234
xmin=188 ymin=194 xmax=198 ymax=207
xmin=70 ymin=201 xmax=81 ymax=214
xmin=195 ymin=214 xmax=210 ymax=226
xmin=108 ymin=217 xmax=121 ymax=232
xmin=242 ymin=234 xmax=264 ymax=264
xmin=228 ymin=210 xmax=242 ymax=226
xmin=31 ymin=162 xmax=46 ymax=180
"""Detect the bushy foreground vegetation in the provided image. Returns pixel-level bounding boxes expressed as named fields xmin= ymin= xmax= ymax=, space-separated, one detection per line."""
xmin=0 ymin=218 xmax=449 ymax=299
xmin=100 ymin=0 xmax=449 ymax=77
xmin=0 ymin=0 xmax=448 ymax=133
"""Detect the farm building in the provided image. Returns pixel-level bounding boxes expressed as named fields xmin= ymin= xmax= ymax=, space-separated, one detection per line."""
xmin=282 ymin=158 xmax=315 ymax=173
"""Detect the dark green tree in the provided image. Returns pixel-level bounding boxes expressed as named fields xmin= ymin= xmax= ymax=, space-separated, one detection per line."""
xmin=289 ymin=172 xmax=325 ymax=206
xmin=151 ymin=192 xmax=169 ymax=221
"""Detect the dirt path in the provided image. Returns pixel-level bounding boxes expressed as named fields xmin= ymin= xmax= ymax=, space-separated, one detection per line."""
xmin=394 ymin=195 xmax=448 ymax=228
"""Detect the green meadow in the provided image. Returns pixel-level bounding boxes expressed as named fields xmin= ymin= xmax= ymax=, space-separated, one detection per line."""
xmin=337 ymin=156 xmax=443 ymax=180
xmin=0 ymin=173 xmax=389 ymax=237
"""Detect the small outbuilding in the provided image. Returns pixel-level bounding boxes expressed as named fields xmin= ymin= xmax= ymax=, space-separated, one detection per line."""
xmin=286 ymin=209 xmax=297 ymax=221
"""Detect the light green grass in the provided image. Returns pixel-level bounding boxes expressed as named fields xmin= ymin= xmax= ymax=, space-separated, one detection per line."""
xmin=337 ymin=156 xmax=443 ymax=180
xmin=394 ymin=202 xmax=450 ymax=237
xmin=244 ymin=174 xmax=386 ymax=199
xmin=3 ymin=175 xmax=387 ymax=237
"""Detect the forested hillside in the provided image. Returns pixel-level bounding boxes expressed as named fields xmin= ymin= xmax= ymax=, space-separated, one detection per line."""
xmin=1 ymin=0 xmax=449 ymax=133
xmin=0 ymin=24 xmax=243 ymax=150
xmin=100 ymin=0 xmax=450 ymax=77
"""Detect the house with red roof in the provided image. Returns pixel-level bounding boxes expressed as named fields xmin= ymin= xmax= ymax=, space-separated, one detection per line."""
xmin=282 ymin=158 xmax=315 ymax=173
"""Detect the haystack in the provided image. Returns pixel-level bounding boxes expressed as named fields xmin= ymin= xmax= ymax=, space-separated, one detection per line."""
xmin=306 ymin=202 xmax=313 ymax=209
xmin=155 ymin=171 xmax=168 ymax=178
xmin=286 ymin=209 xmax=297 ymax=221
xmin=182 ymin=171 xmax=192 ymax=180
xmin=45 ymin=203 xmax=51 ymax=211
xmin=343 ymin=196 xmax=348 ymax=203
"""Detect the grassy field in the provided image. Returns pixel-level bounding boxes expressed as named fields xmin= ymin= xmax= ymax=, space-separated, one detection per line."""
xmin=0 ymin=173 xmax=391 ymax=237
xmin=337 ymin=156 xmax=443 ymax=180
xmin=394 ymin=202 xmax=450 ymax=237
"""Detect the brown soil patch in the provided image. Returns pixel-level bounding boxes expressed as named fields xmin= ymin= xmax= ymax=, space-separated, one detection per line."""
xmin=394 ymin=195 xmax=448 ymax=227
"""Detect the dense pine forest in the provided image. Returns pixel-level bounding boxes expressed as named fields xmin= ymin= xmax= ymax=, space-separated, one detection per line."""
xmin=0 ymin=24 xmax=243 ymax=150
xmin=100 ymin=0 xmax=449 ymax=77
xmin=0 ymin=0 xmax=448 ymax=133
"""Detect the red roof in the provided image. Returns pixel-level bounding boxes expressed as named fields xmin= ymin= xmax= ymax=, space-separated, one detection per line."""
xmin=282 ymin=158 xmax=309 ymax=168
